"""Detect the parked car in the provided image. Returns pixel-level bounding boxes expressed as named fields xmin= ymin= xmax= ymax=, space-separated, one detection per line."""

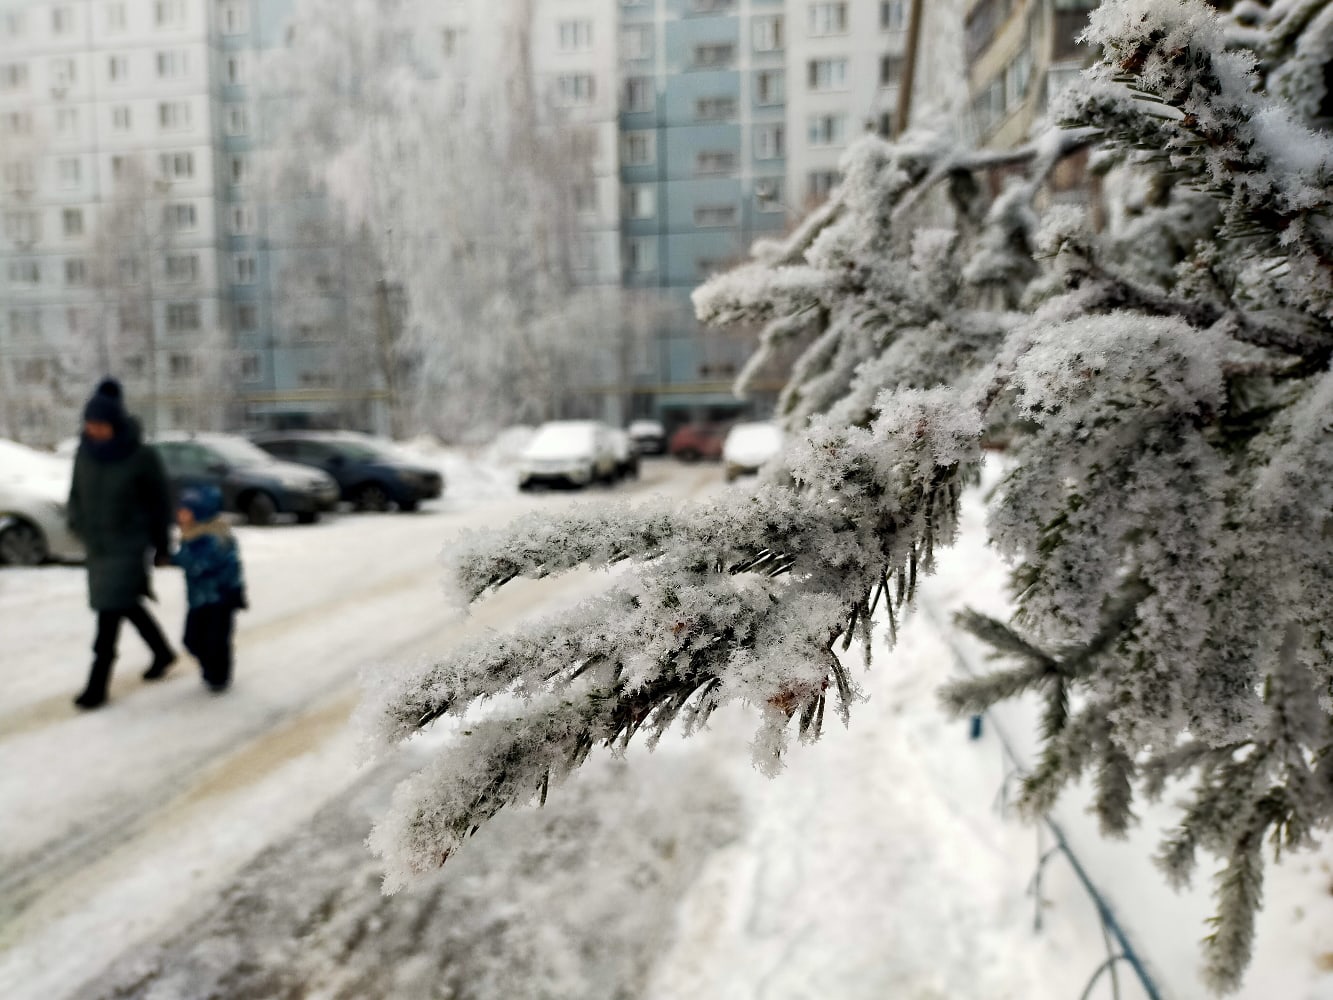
xmin=723 ymin=421 xmax=785 ymax=481
xmin=253 ymin=432 xmax=443 ymax=512
xmin=608 ymin=428 xmax=640 ymax=480
xmin=627 ymin=419 xmax=666 ymax=456
xmin=0 ymin=440 xmax=82 ymax=566
xmin=668 ymin=424 xmax=728 ymax=462
xmin=517 ymin=421 xmax=619 ymax=490
xmin=151 ymin=433 xmax=340 ymax=525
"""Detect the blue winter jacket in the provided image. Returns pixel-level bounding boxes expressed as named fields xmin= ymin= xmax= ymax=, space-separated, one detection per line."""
xmin=172 ymin=519 xmax=247 ymax=610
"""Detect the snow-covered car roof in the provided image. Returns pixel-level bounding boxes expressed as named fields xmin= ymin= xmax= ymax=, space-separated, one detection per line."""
xmin=723 ymin=422 xmax=784 ymax=466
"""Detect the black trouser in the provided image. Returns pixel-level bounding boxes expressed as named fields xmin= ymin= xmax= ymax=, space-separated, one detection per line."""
xmin=183 ymin=603 xmax=235 ymax=688
xmin=84 ymin=603 xmax=173 ymax=697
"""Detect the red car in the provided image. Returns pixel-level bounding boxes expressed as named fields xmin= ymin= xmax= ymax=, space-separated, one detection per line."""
xmin=668 ymin=424 xmax=728 ymax=462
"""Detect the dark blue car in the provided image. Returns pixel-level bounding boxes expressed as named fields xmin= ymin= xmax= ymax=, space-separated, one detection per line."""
xmin=252 ymin=433 xmax=443 ymax=512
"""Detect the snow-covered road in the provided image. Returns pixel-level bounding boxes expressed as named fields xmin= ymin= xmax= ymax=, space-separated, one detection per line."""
xmin=0 ymin=462 xmax=720 ymax=999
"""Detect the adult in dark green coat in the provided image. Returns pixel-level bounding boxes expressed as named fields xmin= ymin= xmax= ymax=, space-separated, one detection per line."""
xmin=68 ymin=379 xmax=177 ymax=709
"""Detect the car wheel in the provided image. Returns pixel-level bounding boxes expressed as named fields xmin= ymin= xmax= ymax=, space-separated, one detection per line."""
xmin=0 ymin=519 xmax=48 ymax=566
xmin=354 ymin=483 xmax=392 ymax=512
xmin=296 ymin=510 xmax=320 ymax=524
xmin=677 ymin=449 xmax=700 ymax=463
xmin=245 ymin=491 xmax=278 ymax=526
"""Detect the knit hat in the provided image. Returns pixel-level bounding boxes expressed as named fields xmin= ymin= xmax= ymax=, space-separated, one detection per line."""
xmin=83 ymin=377 xmax=127 ymax=426
xmin=178 ymin=485 xmax=224 ymax=523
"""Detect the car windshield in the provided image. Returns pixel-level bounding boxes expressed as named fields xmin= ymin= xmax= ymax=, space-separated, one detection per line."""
xmin=330 ymin=440 xmax=395 ymax=462
xmin=205 ymin=437 xmax=277 ymax=467
xmin=526 ymin=423 xmax=595 ymax=458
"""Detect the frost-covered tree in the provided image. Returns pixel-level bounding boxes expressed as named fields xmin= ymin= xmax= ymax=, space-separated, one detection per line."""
xmin=362 ymin=1 xmax=1333 ymax=990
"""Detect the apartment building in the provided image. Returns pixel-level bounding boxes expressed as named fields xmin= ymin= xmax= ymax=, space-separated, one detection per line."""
xmin=785 ymin=0 xmax=908 ymax=209
xmin=965 ymin=0 xmax=1100 ymax=149
xmin=0 ymin=0 xmax=227 ymax=437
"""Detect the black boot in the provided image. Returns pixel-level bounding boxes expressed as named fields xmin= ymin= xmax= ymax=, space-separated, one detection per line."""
xmin=74 ymin=687 xmax=107 ymax=709
xmin=142 ymin=650 xmax=177 ymax=681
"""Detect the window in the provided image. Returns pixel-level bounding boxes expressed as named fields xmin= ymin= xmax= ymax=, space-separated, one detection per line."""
xmin=169 ymin=353 xmax=196 ymax=378
xmin=3 ymin=111 xmax=33 ymax=135
xmin=119 ymin=257 xmax=142 ymax=284
xmin=691 ymin=0 xmax=734 ymax=11
xmin=50 ymin=57 xmax=76 ymax=87
xmin=58 ymin=157 xmax=81 ymax=187
xmin=808 ymin=112 xmax=847 ymax=146
xmin=621 ymin=25 xmax=651 ymax=59
xmin=809 ymin=2 xmax=848 ymax=35
xmin=166 ymin=253 xmax=198 ymax=283
xmin=880 ymin=0 xmax=906 ymax=30
xmin=881 ymin=53 xmax=905 ymax=86
xmin=240 ymin=353 xmax=261 ymax=382
xmin=158 ymin=100 xmax=191 ymax=130
xmin=223 ymin=54 xmax=247 ymax=85
xmin=754 ymin=124 xmax=784 ymax=160
xmin=558 ymin=19 xmax=592 ymax=51
xmin=56 ymin=107 xmax=79 ymax=135
xmin=166 ymin=302 xmax=200 ymax=332
xmin=112 ymin=105 xmax=131 ymax=130
xmin=623 ymin=131 xmax=655 ymax=166
xmin=224 ymin=103 xmax=248 ymax=135
xmin=8 ymin=260 xmax=40 ymax=284
xmin=572 ymin=182 xmax=597 ymax=215
xmin=230 ymin=204 xmax=255 ymax=234
xmin=694 ymin=43 xmax=734 ymax=68
xmin=752 ymin=15 xmax=783 ymax=52
xmin=624 ymin=76 xmax=653 ymax=112
xmin=2 ymin=160 xmax=35 ymax=191
xmin=52 ymin=6 xmax=73 ymax=35
xmin=696 ymin=97 xmax=735 ymax=121
xmin=164 ymin=202 xmax=197 ymax=230
xmin=627 ymin=185 xmax=655 ymax=220
xmin=755 ymin=69 xmax=784 ymax=105
xmin=3 ymin=10 xmax=27 ymax=37
xmin=694 ymin=204 xmax=736 ymax=228
xmin=219 ymin=1 xmax=248 ymax=34
xmin=973 ymin=75 xmax=1005 ymax=133
xmin=62 ymin=208 xmax=84 ymax=237
xmin=808 ymin=169 xmax=840 ymax=200
xmin=695 ymin=150 xmax=736 ymax=174
xmin=108 ymin=55 xmax=128 ymax=82
xmin=154 ymin=0 xmax=185 ymax=28
xmin=64 ymin=258 xmax=87 ymax=286
xmin=441 ymin=27 xmax=465 ymax=57
xmin=556 ymin=74 xmax=595 ymax=106
xmin=876 ymin=110 xmax=894 ymax=137
xmin=159 ymin=151 xmax=194 ymax=179
xmin=9 ymin=309 xmax=42 ymax=338
xmin=625 ymin=237 xmax=656 ymax=274
xmin=229 ymin=155 xmax=248 ymax=184
xmin=235 ymin=303 xmax=258 ymax=331
xmin=234 ymin=254 xmax=256 ymax=284
xmin=4 ymin=211 xmax=39 ymax=243
xmin=808 ymin=58 xmax=848 ymax=91
xmin=156 ymin=50 xmax=189 ymax=79
xmin=105 ymin=3 xmax=127 ymax=32
xmin=0 ymin=63 xmax=28 ymax=91
xmin=756 ymin=178 xmax=784 ymax=212
xmin=1007 ymin=46 xmax=1033 ymax=103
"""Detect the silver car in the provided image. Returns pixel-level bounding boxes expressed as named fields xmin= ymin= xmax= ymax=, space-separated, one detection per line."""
xmin=0 ymin=441 xmax=83 ymax=566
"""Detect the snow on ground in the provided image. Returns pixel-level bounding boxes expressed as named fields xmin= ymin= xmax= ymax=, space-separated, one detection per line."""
xmin=395 ymin=428 xmax=533 ymax=505
xmin=3 ymin=455 xmax=1332 ymax=999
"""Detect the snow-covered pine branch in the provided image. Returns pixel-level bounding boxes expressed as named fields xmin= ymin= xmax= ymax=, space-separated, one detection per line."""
xmin=365 ymin=1 xmax=1333 ymax=991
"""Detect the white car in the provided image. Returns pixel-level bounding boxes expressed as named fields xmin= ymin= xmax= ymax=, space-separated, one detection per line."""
xmin=723 ymin=422 xmax=785 ymax=482
xmin=627 ymin=419 xmax=666 ymax=455
xmin=0 ymin=439 xmax=83 ymax=566
xmin=518 ymin=421 xmax=619 ymax=490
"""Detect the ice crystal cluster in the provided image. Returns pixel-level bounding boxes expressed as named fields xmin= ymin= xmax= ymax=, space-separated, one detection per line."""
xmin=363 ymin=1 xmax=1333 ymax=990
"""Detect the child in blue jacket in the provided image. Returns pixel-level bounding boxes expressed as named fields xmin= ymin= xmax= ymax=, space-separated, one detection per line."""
xmin=172 ymin=485 xmax=247 ymax=692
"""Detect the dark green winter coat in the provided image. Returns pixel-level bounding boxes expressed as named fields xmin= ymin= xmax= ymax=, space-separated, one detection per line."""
xmin=67 ymin=420 xmax=173 ymax=611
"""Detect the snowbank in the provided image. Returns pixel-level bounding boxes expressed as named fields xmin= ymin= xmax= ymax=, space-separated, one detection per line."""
xmin=395 ymin=429 xmax=532 ymax=504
